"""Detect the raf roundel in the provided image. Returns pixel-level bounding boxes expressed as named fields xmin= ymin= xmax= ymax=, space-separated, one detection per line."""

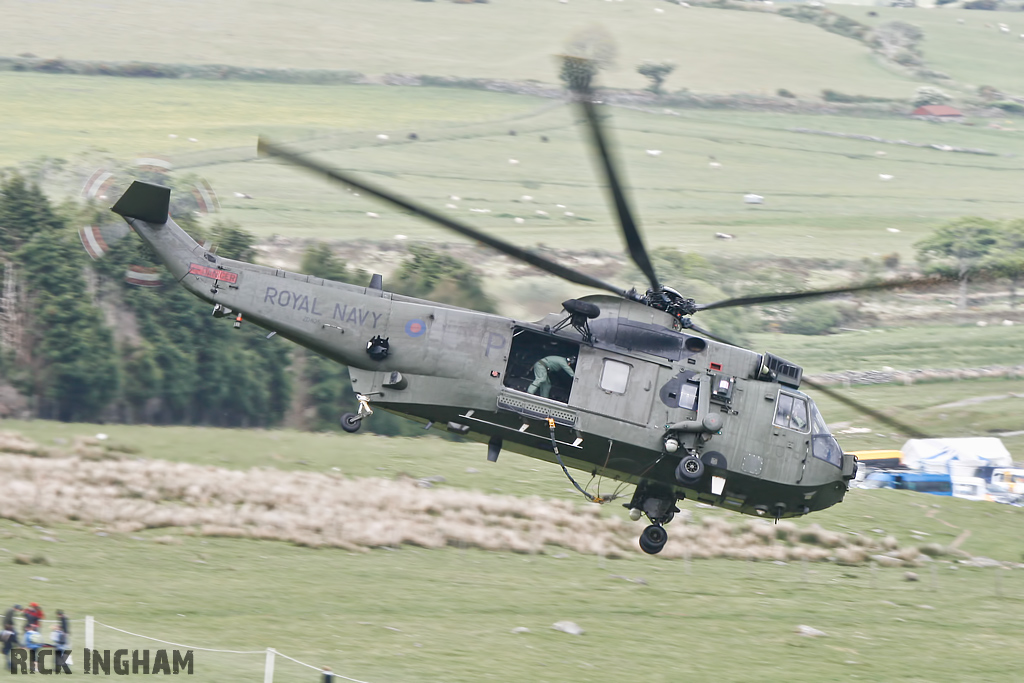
xmin=405 ymin=318 xmax=427 ymax=338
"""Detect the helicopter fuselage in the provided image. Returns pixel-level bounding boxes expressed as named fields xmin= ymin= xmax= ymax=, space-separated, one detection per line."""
xmin=119 ymin=193 xmax=856 ymax=521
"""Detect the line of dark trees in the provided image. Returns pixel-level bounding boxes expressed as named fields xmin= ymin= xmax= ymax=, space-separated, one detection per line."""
xmin=0 ymin=174 xmax=491 ymax=433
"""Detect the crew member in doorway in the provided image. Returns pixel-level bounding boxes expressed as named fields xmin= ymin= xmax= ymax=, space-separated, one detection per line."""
xmin=528 ymin=355 xmax=575 ymax=398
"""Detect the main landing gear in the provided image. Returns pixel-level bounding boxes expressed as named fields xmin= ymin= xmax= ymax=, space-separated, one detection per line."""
xmin=339 ymin=394 xmax=374 ymax=433
xmin=639 ymin=525 xmax=668 ymax=555
xmin=626 ymin=483 xmax=679 ymax=555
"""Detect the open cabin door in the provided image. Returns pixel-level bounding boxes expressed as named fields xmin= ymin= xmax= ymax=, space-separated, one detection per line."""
xmin=569 ymin=348 xmax=659 ymax=426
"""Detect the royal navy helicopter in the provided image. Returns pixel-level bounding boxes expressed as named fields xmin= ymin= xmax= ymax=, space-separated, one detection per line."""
xmin=109 ymin=62 xmax=941 ymax=554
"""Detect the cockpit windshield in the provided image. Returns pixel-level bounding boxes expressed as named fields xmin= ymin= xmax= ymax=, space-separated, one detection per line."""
xmin=809 ymin=401 xmax=842 ymax=468
xmin=773 ymin=391 xmax=842 ymax=468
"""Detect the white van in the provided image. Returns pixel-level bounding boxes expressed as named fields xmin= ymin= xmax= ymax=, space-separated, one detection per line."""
xmin=990 ymin=468 xmax=1024 ymax=495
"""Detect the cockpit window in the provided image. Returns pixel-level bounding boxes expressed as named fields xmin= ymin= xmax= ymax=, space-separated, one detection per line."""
xmin=809 ymin=402 xmax=842 ymax=468
xmin=773 ymin=393 xmax=809 ymax=433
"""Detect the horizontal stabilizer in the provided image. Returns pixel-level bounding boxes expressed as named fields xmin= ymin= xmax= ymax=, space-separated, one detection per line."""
xmin=111 ymin=181 xmax=170 ymax=224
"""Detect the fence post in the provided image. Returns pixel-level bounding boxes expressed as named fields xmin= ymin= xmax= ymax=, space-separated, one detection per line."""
xmin=264 ymin=648 xmax=276 ymax=683
xmin=84 ymin=615 xmax=94 ymax=651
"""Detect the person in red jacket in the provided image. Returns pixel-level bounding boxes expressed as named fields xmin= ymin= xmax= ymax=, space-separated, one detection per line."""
xmin=23 ymin=603 xmax=44 ymax=631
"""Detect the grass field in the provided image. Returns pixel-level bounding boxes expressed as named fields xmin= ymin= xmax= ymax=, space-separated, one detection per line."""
xmin=9 ymin=69 xmax=1024 ymax=265
xmin=2 ymin=420 xmax=1023 ymax=682
xmin=843 ymin=6 xmax=1024 ymax=95
xmin=5 ymin=3 xmax=1024 ymax=265
xmin=0 ymin=0 xmax=923 ymax=95
xmin=750 ymin=324 xmax=1024 ymax=374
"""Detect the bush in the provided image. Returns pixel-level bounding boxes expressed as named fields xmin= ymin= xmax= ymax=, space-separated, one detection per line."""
xmin=979 ymin=85 xmax=1004 ymax=101
xmin=870 ymin=21 xmax=924 ymax=62
xmin=779 ymin=302 xmax=845 ymax=335
xmin=777 ymin=88 xmax=797 ymax=99
xmin=893 ymin=51 xmax=922 ymax=67
xmin=637 ymin=61 xmax=676 ymax=94
xmin=913 ymin=86 xmax=952 ymax=107
xmin=821 ymin=89 xmax=893 ymax=104
xmin=993 ymin=100 xmax=1024 ymax=114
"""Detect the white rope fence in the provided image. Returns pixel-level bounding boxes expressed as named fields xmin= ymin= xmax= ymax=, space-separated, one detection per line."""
xmin=94 ymin=621 xmax=264 ymax=654
xmin=77 ymin=617 xmax=373 ymax=682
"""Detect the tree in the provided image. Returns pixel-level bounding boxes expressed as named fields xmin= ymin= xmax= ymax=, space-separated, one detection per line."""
xmin=871 ymin=21 xmax=924 ymax=65
xmin=913 ymin=86 xmax=952 ymax=108
xmin=779 ymin=302 xmax=845 ymax=336
xmin=560 ymin=25 xmax=617 ymax=91
xmin=299 ymin=243 xmax=366 ymax=284
xmin=915 ymin=217 xmax=999 ymax=309
xmin=90 ymin=223 xmax=292 ymax=427
xmin=209 ymin=220 xmax=258 ymax=261
xmin=637 ymin=62 xmax=676 ymax=95
xmin=978 ymin=85 xmax=1003 ymax=101
xmin=0 ymin=174 xmax=63 ymax=253
xmin=15 ymin=223 xmax=119 ymax=421
xmin=392 ymin=245 xmax=495 ymax=312
xmin=987 ymin=220 xmax=1024 ymax=308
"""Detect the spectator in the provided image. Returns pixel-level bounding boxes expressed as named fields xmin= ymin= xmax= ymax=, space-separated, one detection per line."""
xmin=51 ymin=624 xmax=69 ymax=662
xmin=2 ymin=605 xmax=20 ymax=631
xmin=23 ymin=623 xmax=43 ymax=672
xmin=1 ymin=624 xmax=17 ymax=671
xmin=56 ymin=610 xmax=69 ymax=637
xmin=23 ymin=603 xmax=44 ymax=631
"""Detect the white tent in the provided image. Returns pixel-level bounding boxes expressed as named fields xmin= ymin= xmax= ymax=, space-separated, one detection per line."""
xmin=901 ymin=438 xmax=1013 ymax=477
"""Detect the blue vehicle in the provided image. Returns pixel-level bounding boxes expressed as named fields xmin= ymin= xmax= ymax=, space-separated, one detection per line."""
xmin=861 ymin=471 xmax=952 ymax=496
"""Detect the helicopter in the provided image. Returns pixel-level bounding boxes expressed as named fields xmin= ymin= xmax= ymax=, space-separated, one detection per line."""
xmin=108 ymin=62 xmax=945 ymax=554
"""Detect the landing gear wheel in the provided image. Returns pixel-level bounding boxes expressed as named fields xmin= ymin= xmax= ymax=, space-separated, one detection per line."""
xmin=340 ymin=413 xmax=362 ymax=433
xmin=639 ymin=524 xmax=668 ymax=555
xmin=675 ymin=454 xmax=704 ymax=484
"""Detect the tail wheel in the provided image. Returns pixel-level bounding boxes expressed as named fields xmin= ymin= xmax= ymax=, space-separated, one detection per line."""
xmin=340 ymin=413 xmax=362 ymax=433
xmin=639 ymin=524 xmax=668 ymax=555
xmin=675 ymin=454 xmax=704 ymax=484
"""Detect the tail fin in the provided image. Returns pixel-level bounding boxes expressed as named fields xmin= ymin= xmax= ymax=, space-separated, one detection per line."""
xmin=111 ymin=181 xmax=170 ymax=224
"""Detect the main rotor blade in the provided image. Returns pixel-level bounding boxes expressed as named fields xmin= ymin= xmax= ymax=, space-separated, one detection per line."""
xmin=695 ymin=275 xmax=957 ymax=312
xmin=568 ymin=62 xmax=660 ymax=293
xmin=257 ymin=137 xmax=631 ymax=298
xmin=800 ymin=377 xmax=931 ymax=439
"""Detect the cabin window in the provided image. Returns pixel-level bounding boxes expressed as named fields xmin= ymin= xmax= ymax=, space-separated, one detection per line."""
xmin=773 ymin=393 xmax=809 ymax=433
xmin=809 ymin=402 xmax=842 ymax=468
xmin=600 ymin=359 xmax=631 ymax=394
xmin=678 ymin=379 xmax=699 ymax=411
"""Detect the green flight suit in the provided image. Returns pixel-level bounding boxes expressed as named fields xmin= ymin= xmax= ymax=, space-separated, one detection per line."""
xmin=527 ymin=356 xmax=575 ymax=398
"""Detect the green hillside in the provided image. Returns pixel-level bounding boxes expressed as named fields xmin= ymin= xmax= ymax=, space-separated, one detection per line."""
xmin=0 ymin=0 xmax=921 ymax=95
xmin=5 ymin=2 xmax=1024 ymax=262
xmin=849 ymin=6 xmax=1024 ymax=94
xmin=9 ymin=70 xmax=1024 ymax=262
